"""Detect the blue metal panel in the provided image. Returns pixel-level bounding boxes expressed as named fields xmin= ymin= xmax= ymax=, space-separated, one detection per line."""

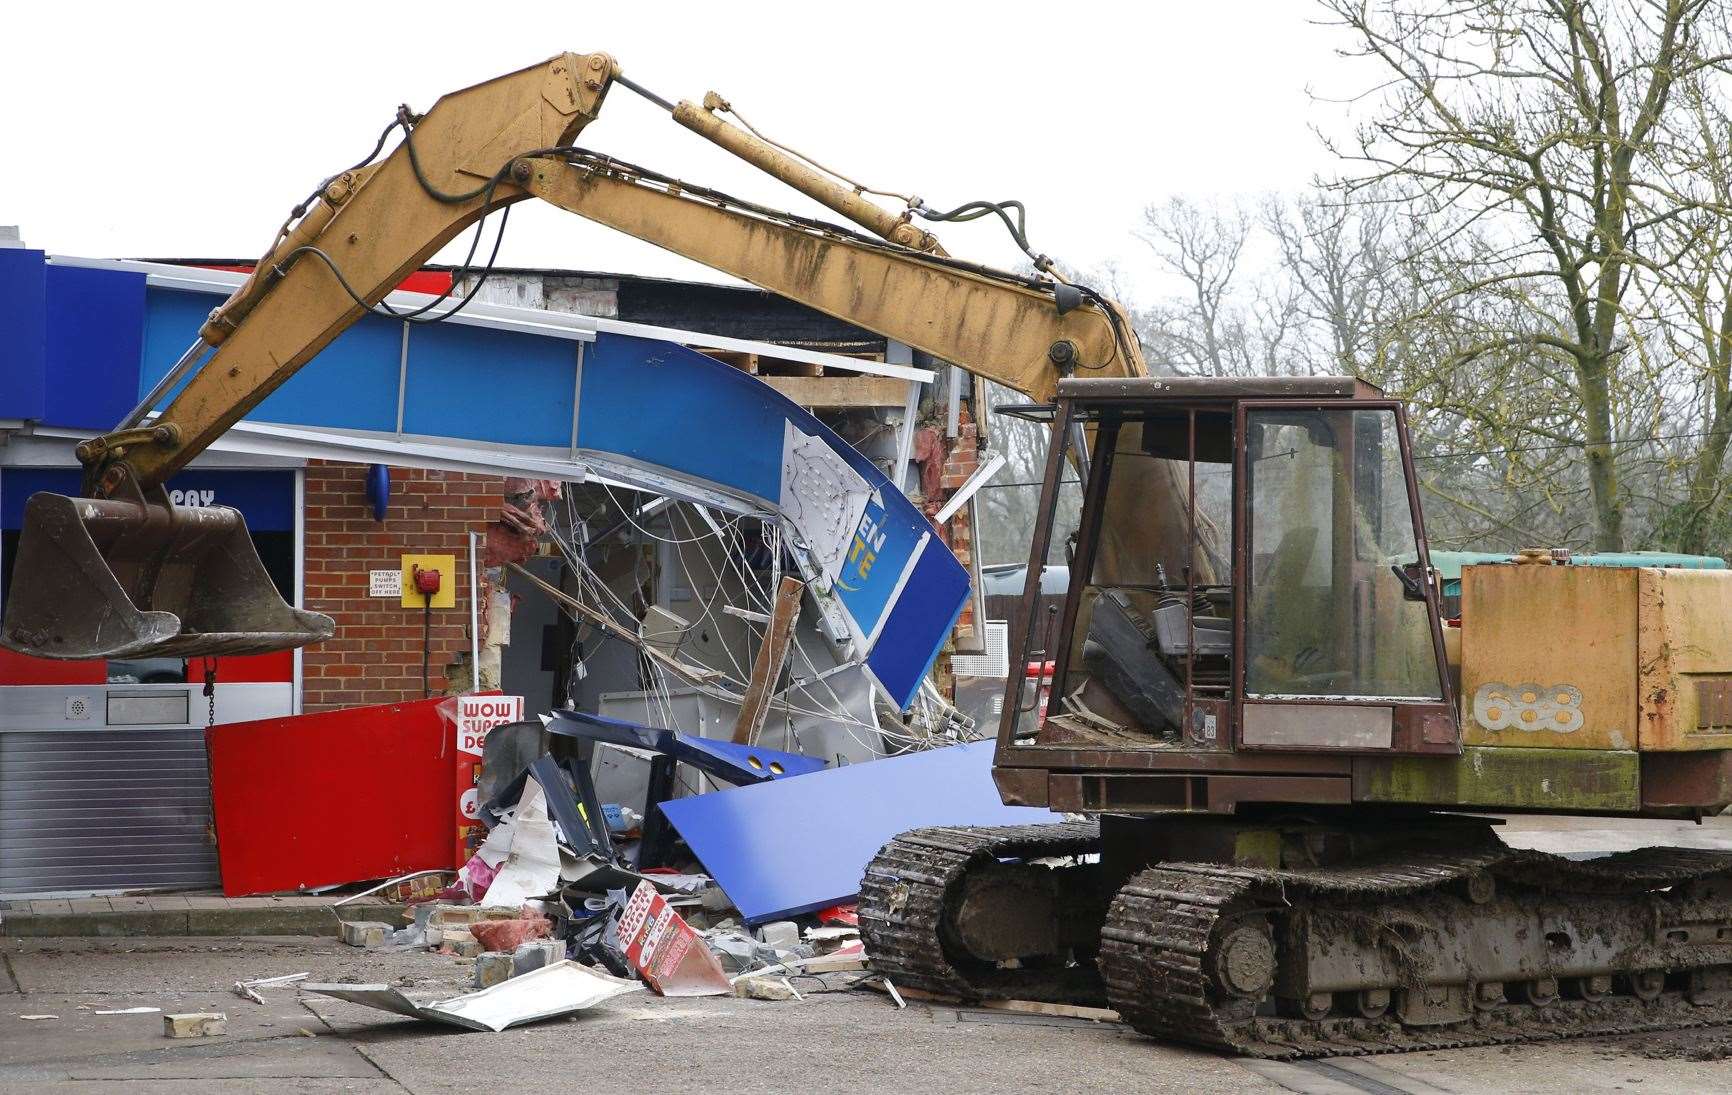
xmin=546 ymin=709 xmax=826 ymax=785
xmin=867 ymin=541 xmax=973 ymax=709
xmin=140 ymin=297 xmax=405 ymax=434
xmin=0 ymin=249 xmax=47 ymax=421
xmin=401 ymin=321 xmax=576 ymax=447
xmin=137 ymin=287 xmax=214 ymax=405
xmin=833 ymin=496 xmax=926 ymax=647
xmin=659 ymin=740 xmax=1061 ymax=924
xmin=44 ymin=264 xmax=146 ymax=430
xmin=253 ymin=312 xmax=403 ymax=433
xmin=577 ymin=333 xmax=789 ymax=503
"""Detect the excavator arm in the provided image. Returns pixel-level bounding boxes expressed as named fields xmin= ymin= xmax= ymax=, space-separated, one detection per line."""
xmin=2 ymin=50 xmax=1148 ymax=662
xmin=92 ymin=51 xmax=1136 ymax=491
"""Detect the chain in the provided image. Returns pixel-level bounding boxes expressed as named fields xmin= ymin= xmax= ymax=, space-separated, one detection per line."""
xmin=202 ymin=659 xmax=218 ymax=727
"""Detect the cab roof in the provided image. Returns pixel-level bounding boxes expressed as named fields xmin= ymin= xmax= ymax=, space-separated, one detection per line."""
xmin=1055 ymin=375 xmax=1384 ymax=401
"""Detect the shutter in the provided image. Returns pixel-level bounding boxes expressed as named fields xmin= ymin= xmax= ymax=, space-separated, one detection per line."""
xmin=0 ymin=728 xmax=219 ymax=895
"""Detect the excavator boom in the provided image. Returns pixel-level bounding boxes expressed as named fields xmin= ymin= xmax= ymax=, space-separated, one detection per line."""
xmin=0 ymin=51 xmax=1146 ymax=661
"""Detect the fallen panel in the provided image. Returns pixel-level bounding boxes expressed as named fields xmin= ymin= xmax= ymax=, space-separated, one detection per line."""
xmin=659 ymin=740 xmax=1063 ymax=924
xmin=548 ymin=709 xmax=826 ymax=785
xmin=305 ymin=960 xmax=638 ymax=1032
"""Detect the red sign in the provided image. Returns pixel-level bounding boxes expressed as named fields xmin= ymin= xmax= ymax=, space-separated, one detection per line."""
xmin=618 ymin=881 xmax=732 ymax=996
xmin=442 ymin=694 xmax=523 ymax=866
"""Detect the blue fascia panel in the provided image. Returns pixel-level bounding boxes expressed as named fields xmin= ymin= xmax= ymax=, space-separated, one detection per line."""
xmin=577 ymin=333 xmax=790 ymax=503
xmin=866 ymin=541 xmax=973 ymax=709
xmin=252 ymin=311 xmax=404 ymax=433
xmin=44 ymin=264 xmax=147 ymax=431
xmin=0 ymin=249 xmax=48 ymax=422
xmin=400 ymin=321 xmax=577 ymax=447
xmin=138 ymin=287 xmax=214 ymax=406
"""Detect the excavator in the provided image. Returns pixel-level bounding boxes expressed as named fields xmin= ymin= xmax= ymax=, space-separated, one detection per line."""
xmin=7 ymin=52 xmax=1732 ymax=1059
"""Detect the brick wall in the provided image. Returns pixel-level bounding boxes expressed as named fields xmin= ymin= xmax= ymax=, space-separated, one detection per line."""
xmin=929 ymin=410 xmax=981 ymax=701
xmin=939 ymin=410 xmax=981 ymax=642
xmin=301 ymin=462 xmax=501 ymax=712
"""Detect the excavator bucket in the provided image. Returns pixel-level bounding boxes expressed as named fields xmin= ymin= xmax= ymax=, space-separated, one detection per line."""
xmin=0 ymin=492 xmax=334 ymax=661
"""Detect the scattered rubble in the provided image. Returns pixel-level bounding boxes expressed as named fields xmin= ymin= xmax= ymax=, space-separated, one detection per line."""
xmin=470 ymin=912 xmax=550 ymax=953
xmin=286 ymin=721 xmax=907 ymax=1029
xmin=305 ymin=961 xmax=638 ymax=1032
xmin=163 ymin=1012 xmax=227 ymax=1038
xmin=619 ymin=881 xmax=732 ymax=997
xmin=513 ymin=940 xmax=563 ymax=976
xmin=340 ymin=922 xmax=392 ymax=948
xmin=233 ymin=972 xmax=309 ymax=1005
xmin=474 ymin=951 xmax=515 ymax=991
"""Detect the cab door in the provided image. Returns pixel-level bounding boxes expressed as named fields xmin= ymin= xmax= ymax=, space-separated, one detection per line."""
xmin=1232 ymin=400 xmax=1457 ymax=754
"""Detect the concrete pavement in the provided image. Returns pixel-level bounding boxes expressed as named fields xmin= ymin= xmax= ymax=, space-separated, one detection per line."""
xmin=3 ymin=935 xmax=1731 ymax=1094
xmin=6 ymin=816 xmax=1732 ymax=1091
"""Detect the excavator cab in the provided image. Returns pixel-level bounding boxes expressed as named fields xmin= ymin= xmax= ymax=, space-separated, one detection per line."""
xmin=994 ymin=376 xmax=1457 ymax=814
xmin=1 ymin=488 xmax=332 ymax=661
xmin=873 ymin=374 xmax=1732 ymax=1055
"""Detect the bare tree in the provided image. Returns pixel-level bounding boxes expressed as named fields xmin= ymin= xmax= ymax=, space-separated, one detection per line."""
xmin=1321 ymin=0 xmax=1732 ymax=550
xmin=1138 ymin=198 xmax=1303 ymax=376
xmin=1263 ymin=192 xmax=1405 ymax=373
xmin=1641 ymin=73 xmax=1732 ymax=551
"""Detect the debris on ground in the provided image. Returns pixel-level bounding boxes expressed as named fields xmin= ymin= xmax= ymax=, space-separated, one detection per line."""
xmin=473 ymin=951 xmax=514 ymax=991
xmin=473 ymin=780 xmax=562 ymax=909
xmin=757 ymin=920 xmax=801 ymax=950
xmin=734 ymin=976 xmax=801 ymax=1001
xmin=284 ymin=710 xmax=923 ymax=1022
xmin=512 ymin=940 xmax=563 ymax=976
xmin=438 ymin=932 xmax=484 ymax=958
xmin=304 ymin=960 xmax=637 ymax=1032
xmin=163 ymin=1012 xmax=227 ymax=1038
xmin=470 ymin=910 xmax=551 ymax=952
xmin=619 ymin=881 xmax=732 ymax=996
xmin=340 ymin=922 xmax=392 ymax=948
xmin=233 ymin=972 xmax=310 ymax=1005
xmin=702 ymin=929 xmax=792 ymax=976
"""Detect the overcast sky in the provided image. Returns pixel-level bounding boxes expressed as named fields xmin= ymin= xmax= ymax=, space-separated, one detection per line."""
xmin=3 ymin=2 xmax=1368 ymax=305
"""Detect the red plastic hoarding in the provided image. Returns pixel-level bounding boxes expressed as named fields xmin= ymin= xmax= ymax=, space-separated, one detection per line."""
xmin=206 ymin=697 xmax=454 ymax=896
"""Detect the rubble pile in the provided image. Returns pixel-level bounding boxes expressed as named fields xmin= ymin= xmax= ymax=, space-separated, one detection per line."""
xmin=324 ymin=738 xmax=870 ymax=1028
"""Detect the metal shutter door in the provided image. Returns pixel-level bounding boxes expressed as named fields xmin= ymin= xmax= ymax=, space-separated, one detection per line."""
xmin=0 ymin=728 xmax=219 ymax=896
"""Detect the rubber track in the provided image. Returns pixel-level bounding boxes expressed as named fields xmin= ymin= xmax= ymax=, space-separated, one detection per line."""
xmin=1100 ymin=846 xmax=1732 ymax=1059
xmin=859 ymin=822 xmax=1103 ymax=1002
